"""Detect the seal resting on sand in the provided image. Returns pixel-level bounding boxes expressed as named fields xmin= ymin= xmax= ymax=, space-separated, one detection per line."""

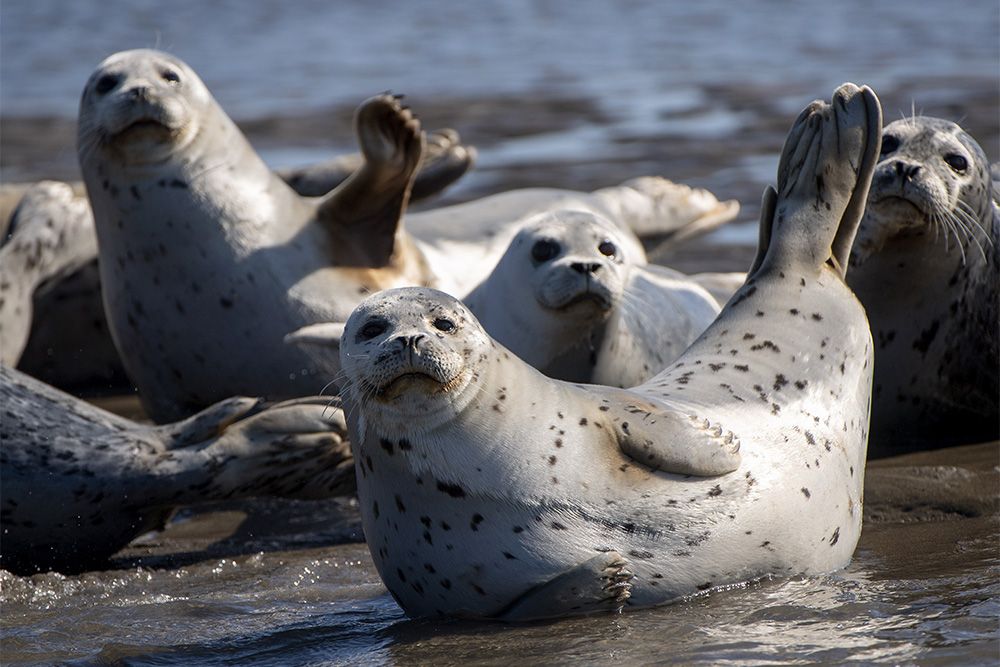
xmin=336 ymin=80 xmax=880 ymax=623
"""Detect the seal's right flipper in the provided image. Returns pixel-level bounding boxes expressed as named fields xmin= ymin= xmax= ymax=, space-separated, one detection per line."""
xmin=497 ymin=551 xmax=633 ymax=622
xmin=315 ymin=94 xmax=423 ymax=266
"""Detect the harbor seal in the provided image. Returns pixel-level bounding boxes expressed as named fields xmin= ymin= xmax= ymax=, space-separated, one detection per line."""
xmin=337 ymin=83 xmax=880 ymax=621
xmin=847 ymin=117 xmax=999 ymax=455
xmin=0 ymin=365 xmax=354 ymax=575
xmin=462 ymin=209 xmax=721 ymax=387
xmin=0 ymin=182 xmax=95 ymax=366
xmin=79 ymin=49 xmax=434 ymax=422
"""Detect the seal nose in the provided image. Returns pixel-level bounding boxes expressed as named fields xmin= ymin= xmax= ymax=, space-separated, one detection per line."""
xmin=394 ymin=334 xmax=426 ymax=350
xmin=892 ymin=160 xmax=921 ymax=181
xmin=127 ymin=85 xmax=150 ymax=101
xmin=571 ymin=262 xmax=602 ymax=275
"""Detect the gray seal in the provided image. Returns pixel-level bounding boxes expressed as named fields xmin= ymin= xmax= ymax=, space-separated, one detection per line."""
xmin=0 ymin=365 xmax=353 ymax=576
xmin=847 ymin=116 xmax=999 ymax=455
xmin=336 ymin=83 xmax=880 ymax=621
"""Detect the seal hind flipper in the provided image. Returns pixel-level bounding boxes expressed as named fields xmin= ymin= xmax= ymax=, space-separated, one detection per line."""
xmin=497 ymin=551 xmax=634 ymax=622
xmin=764 ymin=84 xmax=881 ymax=279
xmin=163 ymin=396 xmax=264 ymax=448
xmin=315 ymin=94 xmax=423 ymax=266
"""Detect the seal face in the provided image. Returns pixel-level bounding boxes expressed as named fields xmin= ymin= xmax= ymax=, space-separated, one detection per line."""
xmin=848 ymin=117 xmax=999 ymax=454
xmin=465 ymin=209 xmax=720 ymax=386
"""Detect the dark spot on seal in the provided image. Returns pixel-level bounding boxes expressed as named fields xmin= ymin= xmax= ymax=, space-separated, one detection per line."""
xmin=629 ymin=550 xmax=654 ymax=559
xmin=830 ymin=527 xmax=840 ymax=546
xmin=548 ymin=455 xmax=557 ymax=465
xmin=473 ymin=584 xmax=487 ymax=596
xmin=373 ymin=501 xmax=380 ymax=519
xmin=773 ymin=374 xmax=788 ymax=390
xmin=394 ymin=495 xmax=406 ymax=513
xmin=801 ymin=488 xmax=811 ymax=499
xmin=436 ymin=480 xmax=466 ymax=498
xmin=579 ymin=417 xmax=588 ymax=426
xmin=380 ymin=438 xmax=394 ymax=455
xmin=420 ymin=516 xmax=431 ymax=528
xmin=708 ymin=485 xmax=723 ymax=497
xmin=219 ymin=296 xmax=234 ymax=309
xmin=440 ymin=579 xmax=452 ymax=589
xmin=512 ymin=525 xmax=524 ymax=534
xmin=169 ymin=179 xmax=188 ymax=189
xmin=811 ymin=313 xmax=823 ymax=321
xmin=470 ymin=514 xmax=484 ymax=531
xmin=398 ymin=439 xmax=412 ymax=451
xmin=503 ymin=552 xmax=517 ymax=560
xmin=551 ymin=521 xmax=568 ymax=530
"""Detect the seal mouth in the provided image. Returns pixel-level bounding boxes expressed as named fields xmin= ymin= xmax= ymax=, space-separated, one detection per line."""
xmin=376 ymin=371 xmax=449 ymax=401
xmin=544 ymin=291 xmax=613 ymax=313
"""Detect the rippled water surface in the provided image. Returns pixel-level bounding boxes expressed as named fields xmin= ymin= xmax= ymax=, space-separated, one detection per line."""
xmin=2 ymin=1 xmax=999 ymax=664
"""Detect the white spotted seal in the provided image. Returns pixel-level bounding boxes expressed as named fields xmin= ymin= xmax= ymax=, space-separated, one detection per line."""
xmin=79 ymin=49 xmax=435 ymax=422
xmin=0 ymin=182 xmax=95 ymax=366
xmin=462 ymin=209 xmax=721 ymax=387
xmin=0 ymin=365 xmax=353 ymax=575
xmin=847 ymin=117 xmax=999 ymax=455
xmin=336 ymin=82 xmax=880 ymax=622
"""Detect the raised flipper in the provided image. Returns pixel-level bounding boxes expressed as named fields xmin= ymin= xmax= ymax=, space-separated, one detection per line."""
xmin=315 ymin=94 xmax=423 ymax=266
xmin=763 ymin=84 xmax=881 ymax=278
xmin=279 ymin=128 xmax=475 ymax=201
xmin=596 ymin=176 xmax=740 ymax=247
xmin=497 ymin=551 xmax=634 ymax=621
xmin=593 ymin=388 xmax=742 ymax=476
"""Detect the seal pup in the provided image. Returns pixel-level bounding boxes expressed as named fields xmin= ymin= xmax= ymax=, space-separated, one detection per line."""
xmin=463 ymin=209 xmax=721 ymax=387
xmin=79 ymin=49 xmax=434 ymax=422
xmin=0 ymin=365 xmax=354 ymax=575
xmin=847 ymin=117 xmax=999 ymax=455
xmin=0 ymin=182 xmax=95 ymax=365
xmin=336 ymin=83 xmax=879 ymax=621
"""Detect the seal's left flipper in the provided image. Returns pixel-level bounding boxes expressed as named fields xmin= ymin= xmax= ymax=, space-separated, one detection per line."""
xmin=595 ymin=388 xmax=742 ymax=476
xmin=315 ymin=94 xmax=423 ymax=265
xmin=497 ymin=551 xmax=634 ymax=622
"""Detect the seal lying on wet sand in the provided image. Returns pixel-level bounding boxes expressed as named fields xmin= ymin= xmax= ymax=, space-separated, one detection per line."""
xmin=337 ymin=82 xmax=880 ymax=621
xmin=847 ymin=117 xmax=999 ymax=456
xmin=0 ymin=365 xmax=353 ymax=576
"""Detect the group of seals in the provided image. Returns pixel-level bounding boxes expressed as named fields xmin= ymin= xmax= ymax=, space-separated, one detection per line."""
xmin=0 ymin=365 xmax=353 ymax=575
xmin=74 ymin=49 xmax=740 ymax=423
xmin=338 ymin=83 xmax=879 ymax=620
xmin=847 ymin=117 xmax=999 ymax=455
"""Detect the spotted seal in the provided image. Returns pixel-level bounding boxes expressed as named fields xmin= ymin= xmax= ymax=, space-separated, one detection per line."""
xmin=0 ymin=365 xmax=354 ymax=575
xmin=847 ymin=117 xmax=999 ymax=455
xmin=79 ymin=49 xmax=437 ymax=422
xmin=336 ymin=82 xmax=880 ymax=622
xmin=0 ymin=182 xmax=95 ymax=366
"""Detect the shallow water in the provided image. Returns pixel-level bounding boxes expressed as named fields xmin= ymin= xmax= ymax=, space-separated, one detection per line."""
xmin=2 ymin=2 xmax=1000 ymax=665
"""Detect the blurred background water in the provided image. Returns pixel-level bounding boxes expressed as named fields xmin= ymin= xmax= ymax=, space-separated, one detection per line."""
xmin=1 ymin=1 xmax=998 ymax=665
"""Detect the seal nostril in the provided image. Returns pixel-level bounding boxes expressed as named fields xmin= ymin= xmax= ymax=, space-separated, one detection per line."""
xmin=571 ymin=262 xmax=601 ymax=274
xmin=411 ymin=334 xmax=426 ymax=348
xmin=128 ymin=86 xmax=149 ymax=101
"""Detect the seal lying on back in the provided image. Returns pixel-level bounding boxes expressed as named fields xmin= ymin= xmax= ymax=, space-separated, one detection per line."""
xmin=0 ymin=365 xmax=353 ymax=576
xmin=79 ymin=49 xmax=435 ymax=422
xmin=337 ymin=83 xmax=880 ymax=621
xmin=847 ymin=117 xmax=999 ymax=455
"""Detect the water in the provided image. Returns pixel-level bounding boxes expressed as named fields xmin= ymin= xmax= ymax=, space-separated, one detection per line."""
xmin=2 ymin=2 xmax=999 ymax=664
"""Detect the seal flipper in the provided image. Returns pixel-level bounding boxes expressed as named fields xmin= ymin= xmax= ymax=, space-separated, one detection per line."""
xmin=284 ymin=321 xmax=345 ymax=352
xmin=762 ymin=84 xmax=881 ymax=279
xmin=497 ymin=551 xmax=634 ymax=622
xmin=593 ymin=388 xmax=741 ymax=476
xmin=314 ymin=94 xmax=423 ymax=266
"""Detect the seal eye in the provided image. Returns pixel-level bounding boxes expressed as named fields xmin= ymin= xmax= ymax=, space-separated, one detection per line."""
xmin=944 ymin=154 xmax=968 ymax=173
xmin=433 ymin=317 xmax=456 ymax=333
xmin=531 ymin=239 xmax=560 ymax=263
xmin=161 ymin=69 xmax=181 ymax=85
xmin=598 ymin=240 xmax=618 ymax=257
xmin=879 ymin=134 xmax=899 ymax=157
xmin=95 ymin=74 xmax=120 ymax=95
xmin=358 ymin=319 xmax=388 ymax=341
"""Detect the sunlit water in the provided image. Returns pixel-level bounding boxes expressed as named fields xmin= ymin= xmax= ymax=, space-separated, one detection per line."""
xmin=1 ymin=2 xmax=999 ymax=664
